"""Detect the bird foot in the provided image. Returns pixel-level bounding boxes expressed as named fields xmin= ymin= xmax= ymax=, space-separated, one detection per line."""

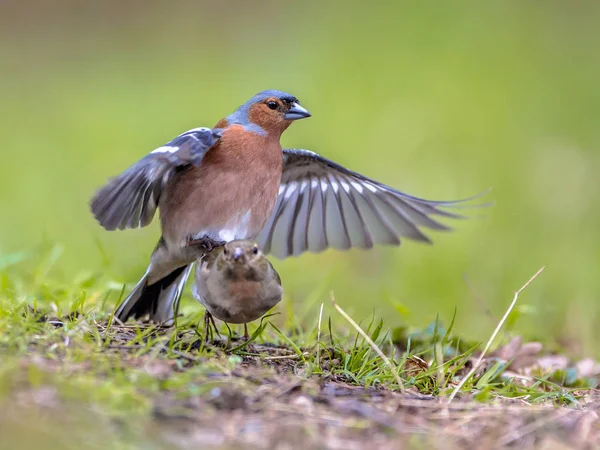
xmin=186 ymin=236 xmax=226 ymax=253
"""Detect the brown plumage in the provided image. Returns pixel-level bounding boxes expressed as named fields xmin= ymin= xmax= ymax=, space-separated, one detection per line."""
xmin=159 ymin=125 xmax=283 ymax=254
xmin=193 ymin=240 xmax=283 ymax=340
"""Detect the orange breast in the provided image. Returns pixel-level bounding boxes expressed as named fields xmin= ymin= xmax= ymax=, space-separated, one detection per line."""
xmin=159 ymin=125 xmax=283 ymax=247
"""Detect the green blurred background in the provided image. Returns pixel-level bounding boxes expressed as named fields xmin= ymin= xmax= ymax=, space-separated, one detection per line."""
xmin=1 ymin=1 xmax=599 ymax=355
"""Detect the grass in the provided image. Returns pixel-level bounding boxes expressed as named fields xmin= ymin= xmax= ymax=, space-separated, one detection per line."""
xmin=2 ymin=3 xmax=600 ymax=448
xmin=3 ymin=1 xmax=600 ymax=352
xmin=1 ymin=248 xmax=599 ymax=449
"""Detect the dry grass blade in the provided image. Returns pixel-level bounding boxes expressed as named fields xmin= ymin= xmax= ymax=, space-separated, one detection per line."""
xmin=330 ymin=291 xmax=405 ymax=391
xmin=316 ymin=302 xmax=324 ymax=368
xmin=448 ymin=266 xmax=545 ymax=402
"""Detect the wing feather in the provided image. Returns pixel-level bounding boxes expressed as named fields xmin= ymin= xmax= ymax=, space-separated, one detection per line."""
xmin=255 ymin=148 xmax=487 ymax=258
xmin=90 ymin=127 xmax=221 ymax=230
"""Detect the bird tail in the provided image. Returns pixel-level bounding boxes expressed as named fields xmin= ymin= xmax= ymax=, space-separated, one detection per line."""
xmin=114 ymin=264 xmax=193 ymax=325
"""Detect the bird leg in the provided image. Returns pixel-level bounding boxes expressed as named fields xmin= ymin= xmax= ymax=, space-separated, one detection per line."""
xmin=209 ymin=314 xmax=221 ymax=338
xmin=243 ymin=324 xmax=249 ymax=341
xmin=203 ymin=310 xmax=221 ymax=343
xmin=203 ymin=311 xmax=212 ymax=343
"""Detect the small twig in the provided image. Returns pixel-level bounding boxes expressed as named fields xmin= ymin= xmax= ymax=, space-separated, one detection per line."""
xmin=331 ymin=291 xmax=404 ymax=391
xmin=167 ymin=348 xmax=201 ymax=363
xmin=316 ymin=303 xmax=324 ymax=368
xmin=107 ymin=344 xmax=145 ymax=350
xmin=449 ymin=266 xmax=545 ymax=402
xmin=262 ymin=353 xmax=310 ymax=361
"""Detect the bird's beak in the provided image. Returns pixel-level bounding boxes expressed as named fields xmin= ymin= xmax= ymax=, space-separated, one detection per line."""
xmin=284 ymin=103 xmax=311 ymax=121
xmin=232 ymin=247 xmax=244 ymax=261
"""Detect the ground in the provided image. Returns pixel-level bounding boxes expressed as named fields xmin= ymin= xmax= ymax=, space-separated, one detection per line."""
xmin=1 ymin=301 xmax=599 ymax=450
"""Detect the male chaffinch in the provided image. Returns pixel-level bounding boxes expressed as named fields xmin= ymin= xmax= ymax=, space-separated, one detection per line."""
xmin=91 ymin=89 xmax=478 ymax=325
xmin=192 ymin=239 xmax=282 ymax=341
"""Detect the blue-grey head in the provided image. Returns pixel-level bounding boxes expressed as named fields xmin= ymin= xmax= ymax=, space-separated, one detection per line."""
xmin=226 ymin=90 xmax=311 ymax=135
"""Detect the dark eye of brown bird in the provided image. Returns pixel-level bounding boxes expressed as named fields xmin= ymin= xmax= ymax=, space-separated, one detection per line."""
xmin=252 ymin=246 xmax=258 ymax=254
xmin=266 ymin=101 xmax=278 ymax=110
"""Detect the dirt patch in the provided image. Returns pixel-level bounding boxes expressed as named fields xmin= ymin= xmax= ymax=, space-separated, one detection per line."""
xmin=2 ymin=342 xmax=599 ymax=449
xmin=2 ymin=314 xmax=599 ymax=449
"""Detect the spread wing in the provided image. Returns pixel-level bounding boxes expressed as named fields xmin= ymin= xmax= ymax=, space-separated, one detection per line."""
xmin=90 ymin=127 xmax=222 ymax=231
xmin=256 ymin=148 xmax=486 ymax=259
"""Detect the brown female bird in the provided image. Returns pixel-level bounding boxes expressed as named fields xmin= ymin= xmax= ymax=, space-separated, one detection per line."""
xmin=193 ymin=240 xmax=282 ymax=340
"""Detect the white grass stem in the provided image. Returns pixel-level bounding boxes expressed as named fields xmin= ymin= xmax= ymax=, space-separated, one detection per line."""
xmin=316 ymin=303 xmax=324 ymax=368
xmin=448 ymin=266 xmax=545 ymax=402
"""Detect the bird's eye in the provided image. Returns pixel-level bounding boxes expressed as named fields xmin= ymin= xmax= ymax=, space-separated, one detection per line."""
xmin=266 ymin=101 xmax=278 ymax=110
xmin=252 ymin=246 xmax=259 ymax=254
xmin=223 ymin=247 xmax=228 ymax=255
